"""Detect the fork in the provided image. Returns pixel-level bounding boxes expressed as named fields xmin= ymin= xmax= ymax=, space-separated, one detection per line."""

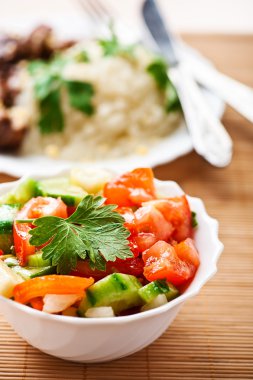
xmin=77 ymin=0 xmax=139 ymax=43
xmin=77 ymin=0 xmax=233 ymax=167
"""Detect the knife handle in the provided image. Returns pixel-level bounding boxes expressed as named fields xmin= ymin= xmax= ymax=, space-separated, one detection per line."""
xmin=191 ymin=66 xmax=253 ymax=124
xmin=170 ymin=63 xmax=233 ymax=167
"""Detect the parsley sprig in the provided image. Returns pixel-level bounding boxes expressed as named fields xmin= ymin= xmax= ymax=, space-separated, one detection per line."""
xmin=28 ymin=56 xmax=95 ymax=134
xmin=146 ymin=58 xmax=181 ymax=112
xmin=27 ymin=195 xmax=133 ymax=274
xmin=98 ymin=24 xmax=135 ymax=58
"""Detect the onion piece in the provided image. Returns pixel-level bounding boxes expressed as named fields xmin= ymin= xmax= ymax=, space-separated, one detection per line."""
xmin=42 ymin=294 xmax=81 ymax=314
xmin=85 ymin=306 xmax=115 ymax=318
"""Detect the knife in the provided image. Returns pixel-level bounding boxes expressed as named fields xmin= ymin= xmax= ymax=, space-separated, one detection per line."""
xmin=142 ymin=0 xmax=233 ymax=167
xmin=172 ymin=36 xmax=253 ymax=124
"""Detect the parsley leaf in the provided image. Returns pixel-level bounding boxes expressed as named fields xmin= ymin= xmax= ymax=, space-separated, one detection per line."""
xmin=39 ymin=89 xmax=64 ymax=133
xmin=29 ymin=195 xmax=133 ymax=274
xmin=191 ymin=211 xmax=198 ymax=228
xmin=74 ymin=50 xmax=90 ymax=63
xmin=28 ymin=56 xmax=95 ymax=133
xmin=98 ymin=25 xmax=135 ymax=58
xmin=65 ymin=81 xmax=95 ymax=115
xmin=28 ymin=58 xmax=65 ymax=133
xmin=165 ymin=79 xmax=181 ymax=112
xmin=146 ymin=58 xmax=181 ymax=112
xmin=146 ymin=59 xmax=168 ymax=90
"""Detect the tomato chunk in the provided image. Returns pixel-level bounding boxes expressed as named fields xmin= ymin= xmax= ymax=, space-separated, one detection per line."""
xmin=104 ymin=168 xmax=156 ymax=207
xmin=133 ymin=232 xmax=158 ymax=252
xmin=108 ymin=257 xmax=144 ymax=277
xmin=142 ymin=239 xmax=199 ymax=286
xmin=71 ymin=257 xmax=144 ymax=280
xmin=144 ymin=195 xmax=193 ymax=242
xmin=116 ymin=207 xmax=136 ymax=233
xmin=135 ymin=205 xmax=174 ymax=242
xmin=13 ymin=197 xmax=68 ymax=266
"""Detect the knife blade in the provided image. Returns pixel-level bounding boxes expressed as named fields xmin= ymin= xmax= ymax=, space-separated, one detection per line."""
xmin=142 ymin=0 xmax=233 ymax=167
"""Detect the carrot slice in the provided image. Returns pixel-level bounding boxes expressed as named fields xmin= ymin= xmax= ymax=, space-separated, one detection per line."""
xmin=13 ymin=275 xmax=94 ymax=305
xmin=30 ymin=297 xmax=44 ymax=311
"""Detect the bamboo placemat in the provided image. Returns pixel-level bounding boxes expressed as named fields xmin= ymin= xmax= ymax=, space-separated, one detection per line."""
xmin=0 ymin=35 xmax=253 ymax=379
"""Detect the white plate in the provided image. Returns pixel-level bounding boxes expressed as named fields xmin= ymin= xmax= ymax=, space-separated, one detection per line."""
xmin=0 ymin=14 xmax=225 ymax=177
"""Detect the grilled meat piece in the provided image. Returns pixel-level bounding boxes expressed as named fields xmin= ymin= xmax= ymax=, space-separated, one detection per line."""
xmin=0 ymin=112 xmax=27 ymax=150
xmin=0 ymin=25 xmax=75 ymax=65
xmin=0 ymin=25 xmax=75 ymax=151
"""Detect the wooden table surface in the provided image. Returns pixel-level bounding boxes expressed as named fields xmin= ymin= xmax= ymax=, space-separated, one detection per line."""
xmin=0 ymin=34 xmax=253 ymax=380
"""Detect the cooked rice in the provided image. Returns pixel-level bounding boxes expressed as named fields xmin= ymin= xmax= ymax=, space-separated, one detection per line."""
xmin=17 ymin=42 xmax=181 ymax=161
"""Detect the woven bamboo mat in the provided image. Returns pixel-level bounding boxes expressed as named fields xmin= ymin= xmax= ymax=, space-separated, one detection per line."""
xmin=0 ymin=35 xmax=253 ymax=379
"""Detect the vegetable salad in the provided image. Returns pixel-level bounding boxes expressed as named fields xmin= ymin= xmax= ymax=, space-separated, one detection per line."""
xmin=0 ymin=168 xmax=199 ymax=317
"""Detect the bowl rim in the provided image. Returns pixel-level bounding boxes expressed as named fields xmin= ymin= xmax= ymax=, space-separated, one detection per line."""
xmin=0 ymin=170 xmax=224 ymax=325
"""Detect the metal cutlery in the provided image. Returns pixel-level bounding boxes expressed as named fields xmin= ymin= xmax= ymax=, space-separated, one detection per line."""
xmin=78 ymin=0 xmax=233 ymax=167
xmin=142 ymin=0 xmax=233 ymax=167
xmin=156 ymin=16 xmax=253 ymax=124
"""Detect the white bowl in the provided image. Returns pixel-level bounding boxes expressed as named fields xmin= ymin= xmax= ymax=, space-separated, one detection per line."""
xmin=0 ymin=171 xmax=223 ymax=363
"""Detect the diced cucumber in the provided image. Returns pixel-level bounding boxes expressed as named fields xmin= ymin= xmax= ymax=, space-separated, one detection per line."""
xmin=0 ymin=204 xmax=20 ymax=232
xmin=0 ymin=259 xmax=23 ymax=298
xmin=70 ymin=167 xmax=113 ymax=194
xmin=0 ymin=235 xmax=13 ymax=255
xmin=27 ymin=252 xmax=51 ymax=267
xmin=4 ymin=257 xmax=19 ymax=267
xmin=0 ymin=204 xmax=20 ymax=254
xmin=12 ymin=266 xmax=55 ymax=280
xmin=0 ymin=179 xmax=37 ymax=205
xmin=35 ymin=177 xmax=87 ymax=206
xmin=138 ymin=280 xmax=179 ymax=304
xmin=78 ymin=273 xmax=143 ymax=316
xmin=141 ymin=294 xmax=168 ymax=312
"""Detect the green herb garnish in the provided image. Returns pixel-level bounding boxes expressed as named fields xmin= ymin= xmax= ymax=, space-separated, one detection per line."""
xmin=146 ymin=59 xmax=168 ymax=90
xmin=146 ymin=58 xmax=181 ymax=112
xmin=65 ymin=81 xmax=94 ymax=115
xmin=28 ymin=195 xmax=133 ymax=274
xmin=28 ymin=56 xmax=95 ymax=134
xmin=74 ymin=50 xmax=90 ymax=63
xmin=28 ymin=58 xmax=65 ymax=133
xmin=98 ymin=24 xmax=135 ymax=58
xmin=191 ymin=211 xmax=198 ymax=228
xmin=39 ymin=89 xmax=64 ymax=133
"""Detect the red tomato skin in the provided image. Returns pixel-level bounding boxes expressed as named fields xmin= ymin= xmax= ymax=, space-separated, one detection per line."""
xmin=133 ymin=232 xmax=158 ymax=252
xmin=14 ymin=197 xmax=68 ymax=266
xmin=128 ymin=237 xmax=140 ymax=257
xmin=175 ymin=238 xmax=200 ymax=267
xmin=67 ymin=206 xmax=76 ymax=217
xmin=116 ymin=207 xmax=136 ymax=233
xmin=104 ymin=168 xmax=155 ymax=207
xmin=70 ymin=260 xmax=110 ymax=280
xmin=71 ymin=257 xmax=144 ymax=280
xmin=104 ymin=185 xmax=133 ymax=207
xmin=22 ymin=197 xmax=68 ymax=219
xmin=13 ymin=222 xmax=35 ymax=266
xmin=135 ymin=205 xmax=174 ymax=242
xmin=108 ymin=257 xmax=144 ymax=277
xmin=142 ymin=240 xmax=198 ymax=286
xmin=144 ymin=195 xmax=193 ymax=242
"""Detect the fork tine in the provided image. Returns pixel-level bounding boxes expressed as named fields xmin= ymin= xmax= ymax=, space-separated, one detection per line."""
xmin=93 ymin=0 xmax=114 ymax=18
xmin=78 ymin=0 xmax=103 ymax=24
xmin=84 ymin=0 xmax=111 ymax=22
xmin=90 ymin=0 xmax=111 ymax=18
